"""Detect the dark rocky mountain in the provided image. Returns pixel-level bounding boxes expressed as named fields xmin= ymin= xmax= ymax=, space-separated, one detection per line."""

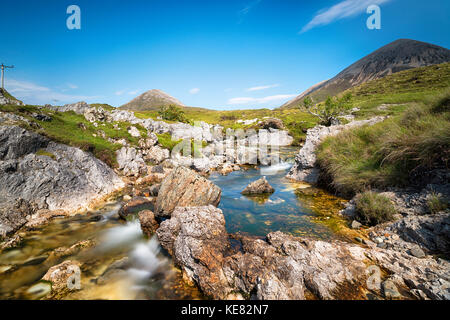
xmin=280 ymin=39 xmax=450 ymax=109
xmin=119 ymin=89 xmax=185 ymax=111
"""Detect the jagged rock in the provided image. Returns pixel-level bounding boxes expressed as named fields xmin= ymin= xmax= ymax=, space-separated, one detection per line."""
xmin=138 ymin=210 xmax=159 ymax=237
xmin=155 ymin=166 xmax=221 ymax=218
xmin=160 ymin=208 xmax=450 ymax=300
xmin=144 ymin=146 xmax=170 ymax=165
xmin=138 ymin=134 xmax=158 ymax=149
xmin=156 ymin=206 xmax=231 ymax=298
xmin=116 ymin=147 xmax=147 ymax=177
xmin=127 ymin=126 xmax=141 ymax=137
xmin=42 ymin=260 xmax=81 ymax=295
xmin=376 ymin=212 xmax=450 ymax=255
xmin=31 ymin=113 xmax=52 ymax=122
xmin=287 ymin=117 xmax=386 ymax=183
xmin=241 ymin=177 xmax=274 ymax=195
xmin=0 ymin=198 xmax=36 ymax=240
xmin=118 ymin=197 xmax=154 ymax=219
xmin=0 ymin=127 xmax=124 ymax=238
xmin=382 ymin=280 xmax=402 ymax=299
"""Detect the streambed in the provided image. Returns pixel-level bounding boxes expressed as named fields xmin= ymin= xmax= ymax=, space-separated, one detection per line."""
xmin=0 ymin=147 xmax=348 ymax=300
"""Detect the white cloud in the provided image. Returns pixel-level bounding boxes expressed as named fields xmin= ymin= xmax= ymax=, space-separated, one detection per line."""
xmin=115 ymin=90 xmax=125 ymax=96
xmin=246 ymin=84 xmax=279 ymax=92
xmin=128 ymin=90 xmax=139 ymax=95
xmin=228 ymin=94 xmax=296 ymax=105
xmin=238 ymin=0 xmax=262 ymax=23
xmin=189 ymin=88 xmax=200 ymax=94
xmin=67 ymin=83 xmax=78 ymax=89
xmin=7 ymin=79 xmax=99 ymax=105
xmin=300 ymin=0 xmax=391 ymax=33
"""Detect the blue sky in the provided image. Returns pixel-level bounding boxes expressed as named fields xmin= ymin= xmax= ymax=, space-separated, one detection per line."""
xmin=1 ymin=0 xmax=449 ymax=109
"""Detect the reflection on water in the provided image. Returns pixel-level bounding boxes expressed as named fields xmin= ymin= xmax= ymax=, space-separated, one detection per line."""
xmin=0 ymin=147 xmax=348 ymax=300
xmin=210 ymin=147 xmax=345 ymax=239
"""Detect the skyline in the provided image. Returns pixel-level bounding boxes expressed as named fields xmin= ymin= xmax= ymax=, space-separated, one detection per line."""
xmin=1 ymin=0 xmax=449 ymax=109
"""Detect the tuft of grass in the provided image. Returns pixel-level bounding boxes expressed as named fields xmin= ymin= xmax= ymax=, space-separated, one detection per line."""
xmin=156 ymin=133 xmax=182 ymax=151
xmin=316 ymin=91 xmax=450 ymax=196
xmin=36 ymin=149 xmax=56 ymax=160
xmin=427 ymin=192 xmax=449 ymax=214
xmin=354 ymin=191 xmax=396 ymax=226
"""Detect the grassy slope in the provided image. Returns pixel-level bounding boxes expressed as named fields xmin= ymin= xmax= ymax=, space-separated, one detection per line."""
xmin=316 ymin=90 xmax=450 ymax=197
xmin=0 ymin=104 xmax=147 ymax=168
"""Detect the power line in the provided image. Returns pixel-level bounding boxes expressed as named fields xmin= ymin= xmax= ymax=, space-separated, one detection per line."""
xmin=1 ymin=63 xmax=14 ymax=91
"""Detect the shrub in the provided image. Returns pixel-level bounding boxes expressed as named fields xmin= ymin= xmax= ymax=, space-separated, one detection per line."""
xmin=427 ymin=192 xmax=449 ymax=214
xmin=158 ymin=105 xmax=191 ymax=124
xmin=354 ymin=191 xmax=396 ymax=226
xmin=302 ymin=93 xmax=353 ymax=126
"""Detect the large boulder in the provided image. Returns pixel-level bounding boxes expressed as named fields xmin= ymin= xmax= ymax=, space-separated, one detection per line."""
xmin=156 ymin=206 xmax=231 ymax=298
xmin=155 ymin=166 xmax=221 ymax=218
xmin=0 ymin=126 xmax=125 ymax=238
xmin=241 ymin=177 xmax=275 ymax=195
xmin=156 ymin=204 xmax=450 ymax=300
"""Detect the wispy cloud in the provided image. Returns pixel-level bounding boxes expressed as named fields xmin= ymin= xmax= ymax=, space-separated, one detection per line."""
xmin=8 ymin=79 xmax=99 ymax=104
xmin=189 ymin=88 xmax=200 ymax=94
xmin=246 ymin=84 xmax=279 ymax=92
xmin=300 ymin=0 xmax=391 ymax=33
xmin=67 ymin=83 xmax=78 ymax=89
xmin=115 ymin=90 xmax=125 ymax=96
xmin=228 ymin=94 xmax=296 ymax=105
xmin=128 ymin=90 xmax=139 ymax=95
xmin=238 ymin=0 xmax=262 ymax=23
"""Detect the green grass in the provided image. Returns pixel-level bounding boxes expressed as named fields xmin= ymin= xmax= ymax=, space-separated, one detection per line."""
xmin=36 ymin=149 xmax=56 ymax=160
xmin=354 ymin=191 xmax=396 ymax=226
xmin=316 ymin=91 xmax=450 ymax=196
xmin=427 ymin=192 xmax=449 ymax=214
xmin=156 ymin=133 xmax=182 ymax=151
xmin=0 ymin=88 xmax=23 ymax=104
xmin=0 ymin=105 xmax=147 ymax=168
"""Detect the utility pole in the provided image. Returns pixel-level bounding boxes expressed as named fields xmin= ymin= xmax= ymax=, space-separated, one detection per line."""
xmin=0 ymin=63 xmax=14 ymax=91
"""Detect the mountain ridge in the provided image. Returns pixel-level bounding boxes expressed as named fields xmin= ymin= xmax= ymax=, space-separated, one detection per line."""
xmin=119 ymin=89 xmax=185 ymax=111
xmin=280 ymin=39 xmax=450 ymax=109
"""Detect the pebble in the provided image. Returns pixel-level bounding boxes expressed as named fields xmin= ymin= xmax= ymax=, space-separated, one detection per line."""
xmin=123 ymin=195 xmax=132 ymax=201
xmin=410 ymin=246 xmax=426 ymax=258
xmin=374 ymin=237 xmax=384 ymax=244
xmin=351 ymin=220 xmax=362 ymax=229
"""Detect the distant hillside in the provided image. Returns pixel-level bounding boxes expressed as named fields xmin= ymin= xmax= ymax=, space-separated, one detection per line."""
xmin=280 ymin=39 xmax=450 ymax=109
xmin=119 ymin=89 xmax=185 ymax=111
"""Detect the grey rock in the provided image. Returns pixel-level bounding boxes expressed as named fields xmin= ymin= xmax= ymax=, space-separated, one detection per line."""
xmin=155 ymin=166 xmax=221 ymax=218
xmin=116 ymin=147 xmax=147 ymax=177
xmin=286 ymin=117 xmax=386 ymax=183
xmin=409 ymin=246 xmax=426 ymax=258
xmin=0 ymin=126 xmax=124 ymax=238
xmin=382 ymin=280 xmax=402 ymax=299
xmin=241 ymin=176 xmax=275 ymax=195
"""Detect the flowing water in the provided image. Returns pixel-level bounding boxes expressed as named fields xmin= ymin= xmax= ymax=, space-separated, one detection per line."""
xmin=0 ymin=147 xmax=347 ymax=300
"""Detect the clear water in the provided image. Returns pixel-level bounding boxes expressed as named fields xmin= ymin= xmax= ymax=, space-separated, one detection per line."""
xmin=210 ymin=147 xmax=338 ymax=239
xmin=0 ymin=147 xmax=346 ymax=299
